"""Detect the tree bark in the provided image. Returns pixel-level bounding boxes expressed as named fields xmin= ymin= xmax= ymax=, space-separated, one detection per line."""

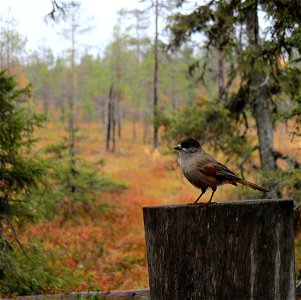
xmin=144 ymin=200 xmax=295 ymax=300
xmin=117 ymin=103 xmax=122 ymax=140
xmin=217 ymin=48 xmax=225 ymax=99
xmin=68 ymin=13 xmax=77 ymax=193
xmin=106 ymin=84 xmax=113 ymax=151
xmin=132 ymin=114 xmax=137 ymax=143
xmin=153 ymin=0 xmax=159 ymax=149
xmin=112 ymin=99 xmax=116 ymax=152
xmin=246 ymin=3 xmax=280 ymax=198
xmin=143 ymin=111 xmax=149 ymax=144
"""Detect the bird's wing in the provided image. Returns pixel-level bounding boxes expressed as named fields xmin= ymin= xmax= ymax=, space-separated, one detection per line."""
xmin=198 ymin=161 xmax=239 ymax=181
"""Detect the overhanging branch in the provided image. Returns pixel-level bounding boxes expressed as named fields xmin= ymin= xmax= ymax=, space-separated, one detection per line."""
xmin=273 ymin=150 xmax=301 ymax=169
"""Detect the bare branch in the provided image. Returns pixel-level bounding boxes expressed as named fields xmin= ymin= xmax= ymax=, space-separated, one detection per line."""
xmin=273 ymin=150 xmax=301 ymax=169
xmin=45 ymin=1 xmax=66 ymax=23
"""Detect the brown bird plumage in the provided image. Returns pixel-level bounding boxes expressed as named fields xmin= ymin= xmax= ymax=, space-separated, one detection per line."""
xmin=174 ymin=137 xmax=268 ymax=203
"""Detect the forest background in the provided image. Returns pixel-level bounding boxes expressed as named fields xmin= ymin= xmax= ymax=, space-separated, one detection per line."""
xmin=0 ymin=0 xmax=300 ymax=296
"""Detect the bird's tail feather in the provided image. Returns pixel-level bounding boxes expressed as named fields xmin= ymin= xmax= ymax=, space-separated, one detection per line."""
xmin=237 ymin=179 xmax=269 ymax=192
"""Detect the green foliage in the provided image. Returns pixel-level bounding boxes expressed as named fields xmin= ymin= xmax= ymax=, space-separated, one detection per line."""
xmin=0 ymin=243 xmax=84 ymax=296
xmin=168 ymin=0 xmax=301 ymax=132
xmin=168 ymin=0 xmax=301 ymax=199
xmin=24 ymin=21 xmax=199 ymax=133
xmin=0 ymin=71 xmax=86 ymax=296
xmin=0 ymin=13 xmax=27 ymax=68
xmin=284 ymin=168 xmax=301 ymax=200
xmin=77 ymin=54 xmax=108 ymax=121
xmin=165 ymin=101 xmax=253 ymax=159
xmin=0 ymin=69 xmax=46 ymax=244
xmin=275 ymin=66 xmax=301 ymax=138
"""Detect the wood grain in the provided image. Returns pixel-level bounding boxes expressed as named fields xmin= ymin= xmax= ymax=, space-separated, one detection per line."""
xmin=143 ymin=199 xmax=295 ymax=300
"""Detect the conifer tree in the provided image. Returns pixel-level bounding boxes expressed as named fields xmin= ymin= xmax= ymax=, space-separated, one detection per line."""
xmin=168 ymin=0 xmax=301 ymax=199
xmin=0 ymin=70 xmax=45 ymax=256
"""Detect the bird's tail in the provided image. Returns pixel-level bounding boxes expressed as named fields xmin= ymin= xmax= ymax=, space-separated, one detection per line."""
xmin=237 ymin=179 xmax=269 ymax=192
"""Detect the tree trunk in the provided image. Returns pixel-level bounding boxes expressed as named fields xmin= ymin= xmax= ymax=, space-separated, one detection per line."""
xmin=153 ymin=0 xmax=159 ymax=149
xmin=246 ymin=3 xmax=280 ymax=198
xmin=132 ymin=115 xmax=137 ymax=143
xmin=143 ymin=111 xmax=149 ymax=144
xmin=117 ymin=102 xmax=122 ymax=140
xmin=144 ymin=200 xmax=295 ymax=300
xmin=69 ymin=17 xmax=76 ymax=193
xmin=112 ymin=99 xmax=116 ymax=152
xmin=106 ymin=84 xmax=113 ymax=151
xmin=217 ymin=48 xmax=225 ymax=98
xmin=250 ymin=77 xmax=275 ymax=171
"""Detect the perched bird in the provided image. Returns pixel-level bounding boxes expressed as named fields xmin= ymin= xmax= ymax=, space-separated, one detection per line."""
xmin=174 ymin=137 xmax=268 ymax=203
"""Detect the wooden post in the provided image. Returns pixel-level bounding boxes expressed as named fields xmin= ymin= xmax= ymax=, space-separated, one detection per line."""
xmin=143 ymin=199 xmax=295 ymax=300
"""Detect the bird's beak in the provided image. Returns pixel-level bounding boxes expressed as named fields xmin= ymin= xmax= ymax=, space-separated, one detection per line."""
xmin=174 ymin=145 xmax=182 ymax=150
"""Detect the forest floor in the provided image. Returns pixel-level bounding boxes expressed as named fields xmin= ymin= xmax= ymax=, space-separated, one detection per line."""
xmin=20 ymin=120 xmax=300 ymax=293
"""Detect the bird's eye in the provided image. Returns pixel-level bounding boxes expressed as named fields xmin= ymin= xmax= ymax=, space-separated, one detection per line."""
xmin=181 ymin=142 xmax=188 ymax=148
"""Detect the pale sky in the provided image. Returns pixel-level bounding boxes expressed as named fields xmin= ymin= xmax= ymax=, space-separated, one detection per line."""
xmin=0 ymin=1 xmax=269 ymax=60
xmin=0 ymin=0 xmax=147 ymax=57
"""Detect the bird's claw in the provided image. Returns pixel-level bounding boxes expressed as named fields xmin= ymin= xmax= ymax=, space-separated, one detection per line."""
xmin=188 ymin=201 xmax=217 ymax=206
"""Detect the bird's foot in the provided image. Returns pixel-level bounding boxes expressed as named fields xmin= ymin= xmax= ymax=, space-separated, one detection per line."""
xmin=188 ymin=201 xmax=206 ymax=206
xmin=188 ymin=201 xmax=217 ymax=206
xmin=205 ymin=200 xmax=217 ymax=205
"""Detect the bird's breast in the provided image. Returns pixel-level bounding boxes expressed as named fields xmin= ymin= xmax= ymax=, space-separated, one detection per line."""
xmin=179 ymin=156 xmax=220 ymax=189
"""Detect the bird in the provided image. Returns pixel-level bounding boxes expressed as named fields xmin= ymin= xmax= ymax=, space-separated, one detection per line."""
xmin=174 ymin=137 xmax=268 ymax=203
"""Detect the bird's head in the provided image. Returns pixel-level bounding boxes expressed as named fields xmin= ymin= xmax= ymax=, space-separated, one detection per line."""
xmin=174 ymin=137 xmax=201 ymax=153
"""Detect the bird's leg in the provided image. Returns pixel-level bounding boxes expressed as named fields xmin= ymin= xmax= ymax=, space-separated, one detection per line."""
xmin=194 ymin=190 xmax=206 ymax=204
xmin=207 ymin=187 xmax=217 ymax=203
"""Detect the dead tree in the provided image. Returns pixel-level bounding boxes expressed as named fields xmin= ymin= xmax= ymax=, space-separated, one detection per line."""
xmin=106 ymin=84 xmax=114 ymax=152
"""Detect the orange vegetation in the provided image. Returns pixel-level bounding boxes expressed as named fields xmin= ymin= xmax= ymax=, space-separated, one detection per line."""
xmin=21 ymin=120 xmax=299 ymax=292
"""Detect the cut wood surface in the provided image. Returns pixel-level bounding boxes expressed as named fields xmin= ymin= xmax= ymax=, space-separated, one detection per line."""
xmin=143 ymin=199 xmax=295 ymax=300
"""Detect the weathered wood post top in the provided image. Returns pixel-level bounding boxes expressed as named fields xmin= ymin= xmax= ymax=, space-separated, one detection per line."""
xmin=143 ymin=199 xmax=295 ymax=300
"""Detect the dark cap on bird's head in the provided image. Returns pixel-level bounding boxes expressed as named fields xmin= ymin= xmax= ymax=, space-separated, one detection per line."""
xmin=174 ymin=137 xmax=201 ymax=151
